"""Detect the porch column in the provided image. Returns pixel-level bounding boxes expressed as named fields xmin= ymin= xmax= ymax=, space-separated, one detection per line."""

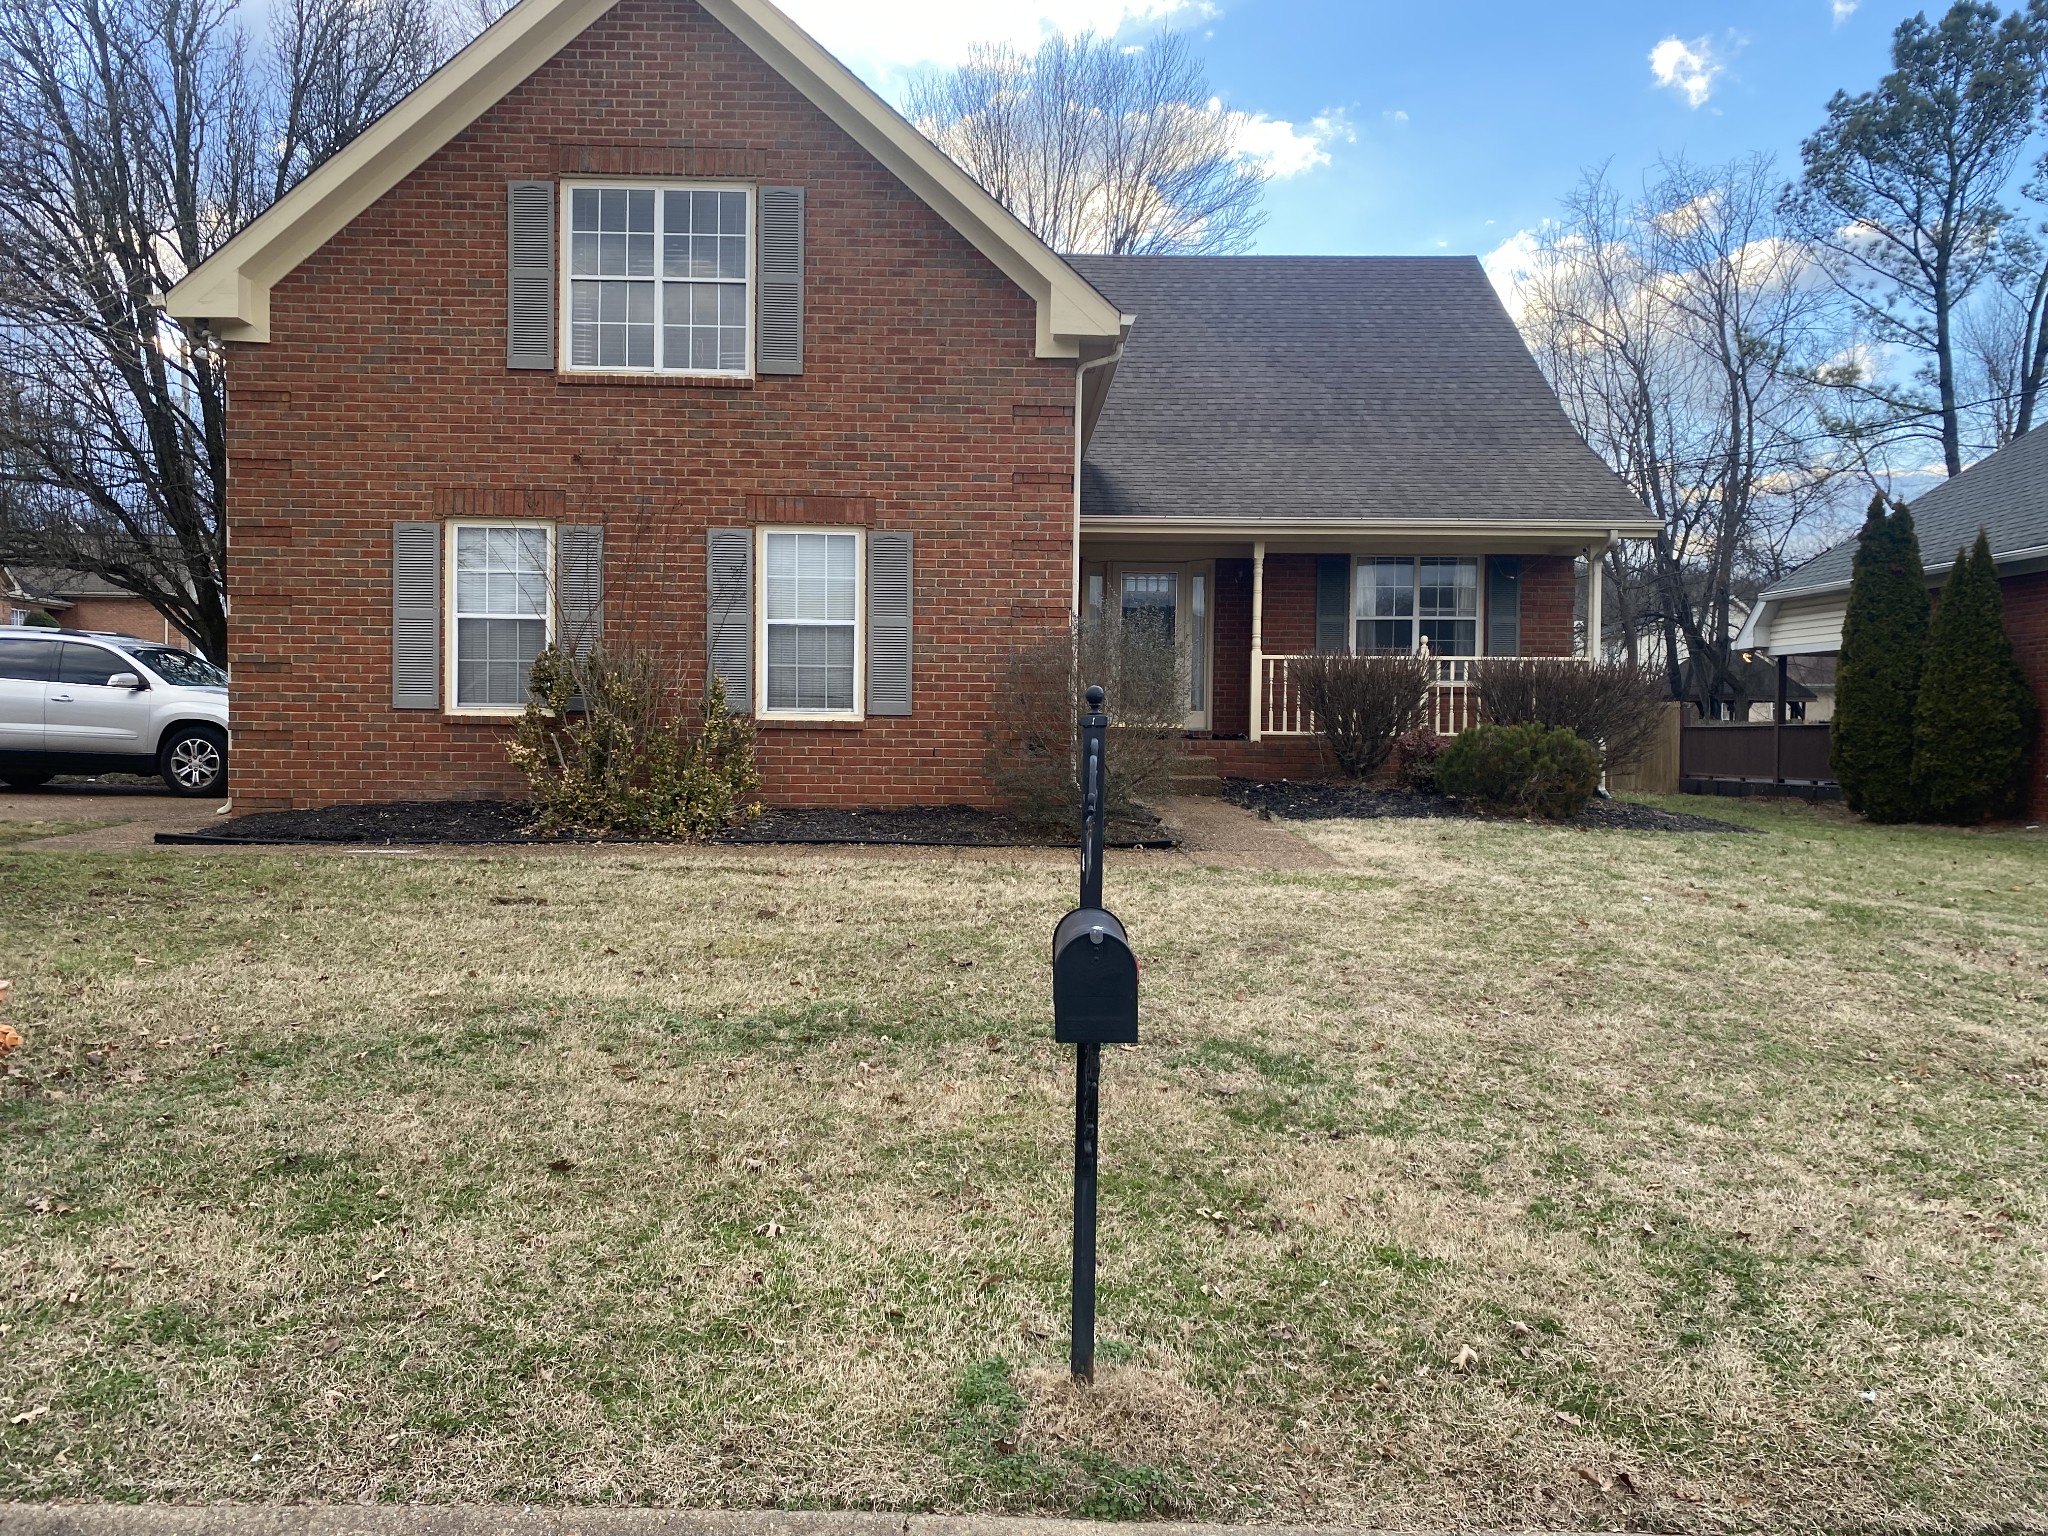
xmin=1249 ymin=540 xmax=1266 ymax=742
xmin=1585 ymin=543 xmax=1605 ymax=661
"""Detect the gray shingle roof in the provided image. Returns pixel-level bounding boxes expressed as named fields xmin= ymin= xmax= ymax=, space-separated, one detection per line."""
xmin=1068 ymin=255 xmax=1650 ymax=525
xmin=1765 ymin=423 xmax=2048 ymax=597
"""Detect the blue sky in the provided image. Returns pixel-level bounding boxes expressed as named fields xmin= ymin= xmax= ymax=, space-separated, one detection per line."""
xmin=777 ymin=0 xmax=1933 ymax=273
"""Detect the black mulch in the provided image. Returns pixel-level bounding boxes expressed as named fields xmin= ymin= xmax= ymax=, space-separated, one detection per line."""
xmin=1224 ymin=778 xmax=1753 ymax=833
xmin=156 ymin=799 xmax=1173 ymax=849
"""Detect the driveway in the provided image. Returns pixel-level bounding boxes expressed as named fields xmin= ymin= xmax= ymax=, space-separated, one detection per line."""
xmin=0 ymin=778 xmax=230 ymax=850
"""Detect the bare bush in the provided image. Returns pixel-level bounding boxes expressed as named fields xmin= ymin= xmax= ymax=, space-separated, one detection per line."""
xmin=510 ymin=647 xmax=760 ymax=840
xmin=984 ymin=615 xmax=1186 ymax=827
xmin=1290 ymin=653 xmax=1432 ymax=779
xmin=1470 ymin=657 xmax=1669 ymax=773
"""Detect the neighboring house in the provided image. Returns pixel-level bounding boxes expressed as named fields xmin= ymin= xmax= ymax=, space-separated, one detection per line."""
xmin=1739 ymin=425 xmax=2048 ymax=818
xmin=164 ymin=0 xmax=1656 ymax=814
xmin=1 ymin=566 xmax=185 ymax=646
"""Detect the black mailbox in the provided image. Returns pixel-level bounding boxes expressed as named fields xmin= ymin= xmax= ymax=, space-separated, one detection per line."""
xmin=1052 ymin=907 xmax=1138 ymax=1044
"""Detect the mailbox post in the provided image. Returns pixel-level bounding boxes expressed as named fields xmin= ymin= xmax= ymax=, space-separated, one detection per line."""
xmin=1052 ymin=684 xmax=1138 ymax=1384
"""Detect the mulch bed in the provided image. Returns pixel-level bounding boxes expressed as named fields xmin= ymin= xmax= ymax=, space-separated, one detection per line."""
xmin=1224 ymin=778 xmax=1753 ymax=833
xmin=155 ymin=799 xmax=1173 ymax=849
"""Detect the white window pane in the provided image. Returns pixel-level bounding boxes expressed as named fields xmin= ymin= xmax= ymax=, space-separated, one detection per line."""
xmin=628 ymin=324 xmax=654 ymax=368
xmin=765 ymin=533 xmax=797 ymax=621
xmin=571 ymin=232 xmax=600 ymax=275
xmin=599 ymin=232 xmax=627 ymax=274
xmin=692 ymin=190 xmax=719 ymax=232
xmin=663 ymin=235 xmax=688 ymax=279
xmin=456 ymin=617 xmax=545 ymax=707
xmin=628 ymin=189 xmax=654 ymax=230
xmin=598 ymin=189 xmax=628 ymax=231
xmin=718 ymin=327 xmax=746 ymax=371
xmin=626 ymin=233 xmax=655 ymax=277
xmin=718 ymin=235 xmax=746 ymax=280
xmin=664 ymin=190 xmax=688 ymax=232
xmin=718 ymin=285 xmax=745 ymax=326
xmin=719 ymin=191 xmax=746 ymax=233
xmin=571 ymin=188 xmax=599 ymax=229
xmin=571 ymin=323 xmax=598 ymax=366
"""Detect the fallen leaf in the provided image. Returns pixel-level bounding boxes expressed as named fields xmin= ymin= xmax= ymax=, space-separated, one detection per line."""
xmin=1574 ymin=1466 xmax=1611 ymax=1493
xmin=8 ymin=1404 xmax=48 ymax=1426
xmin=757 ymin=1221 xmax=785 ymax=1239
xmin=1613 ymin=1469 xmax=1642 ymax=1496
xmin=0 ymin=1024 xmax=21 ymax=1058
xmin=1507 ymin=1319 xmax=1532 ymax=1337
xmin=365 ymin=1269 xmax=390 ymax=1286
xmin=1452 ymin=1344 xmax=1478 ymax=1371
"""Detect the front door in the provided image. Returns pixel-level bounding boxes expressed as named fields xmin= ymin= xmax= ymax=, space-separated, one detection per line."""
xmin=43 ymin=641 xmax=152 ymax=757
xmin=1109 ymin=564 xmax=1212 ymax=731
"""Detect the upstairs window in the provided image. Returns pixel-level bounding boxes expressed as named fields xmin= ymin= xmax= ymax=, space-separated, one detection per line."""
xmin=564 ymin=184 xmax=751 ymax=375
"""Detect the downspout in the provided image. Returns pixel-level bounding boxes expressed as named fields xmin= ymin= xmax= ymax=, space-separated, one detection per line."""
xmin=1073 ymin=340 xmax=1126 ymax=617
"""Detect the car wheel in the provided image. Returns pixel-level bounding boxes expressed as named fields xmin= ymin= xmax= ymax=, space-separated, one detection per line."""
xmin=1 ymin=768 xmax=54 ymax=790
xmin=159 ymin=726 xmax=227 ymax=796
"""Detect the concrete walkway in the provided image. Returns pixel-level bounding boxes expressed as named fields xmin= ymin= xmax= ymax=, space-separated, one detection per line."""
xmin=0 ymin=781 xmax=228 ymax=850
xmin=0 ymin=1513 xmax=1456 ymax=1536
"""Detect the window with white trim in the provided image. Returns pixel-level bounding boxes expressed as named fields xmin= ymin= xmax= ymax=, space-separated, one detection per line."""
xmin=1354 ymin=557 xmax=1480 ymax=657
xmin=451 ymin=522 xmax=551 ymax=710
xmin=760 ymin=529 xmax=860 ymax=715
xmin=564 ymin=184 xmax=751 ymax=374
xmin=1417 ymin=557 xmax=1479 ymax=655
xmin=1356 ymin=557 xmax=1415 ymax=652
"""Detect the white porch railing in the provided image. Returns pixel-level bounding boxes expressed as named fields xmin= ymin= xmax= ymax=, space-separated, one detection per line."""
xmin=1256 ymin=655 xmax=1582 ymax=739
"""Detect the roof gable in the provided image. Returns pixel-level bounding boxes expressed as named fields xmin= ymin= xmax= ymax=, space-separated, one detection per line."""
xmin=163 ymin=0 xmax=1124 ymax=357
xmin=1067 ymin=255 xmax=1656 ymax=531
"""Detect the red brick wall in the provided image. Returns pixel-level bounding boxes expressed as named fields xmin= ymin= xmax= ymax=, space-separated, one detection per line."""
xmin=1211 ymin=558 xmax=1251 ymax=737
xmin=1261 ymin=555 xmax=1319 ymax=655
xmin=2003 ymin=571 xmax=2048 ymax=819
xmin=29 ymin=596 xmax=182 ymax=645
xmin=223 ymin=0 xmax=1077 ymax=811
xmin=1519 ymin=555 xmax=1577 ymax=657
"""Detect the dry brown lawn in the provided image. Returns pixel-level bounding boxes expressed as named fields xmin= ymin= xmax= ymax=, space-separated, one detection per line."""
xmin=2 ymin=797 xmax=2044 ymax=1529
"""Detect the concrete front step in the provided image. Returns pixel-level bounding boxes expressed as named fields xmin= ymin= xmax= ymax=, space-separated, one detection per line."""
xmin=1168 ymin=753 xmax=1225 ymax=797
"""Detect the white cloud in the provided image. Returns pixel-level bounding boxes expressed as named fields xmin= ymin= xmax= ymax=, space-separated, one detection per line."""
xmin=1226 ymin=106 xmax=1354 ymax=178
xmin=1481 ymin=228 xmax=1548 ymax=319
xmin=1831 ymin=0 xmax=1858 ymax=22
xmin=1382 ymin=108 xmax=1409 ymax=125
xmin=1649 ymin=35 xmax=1720 ymax=109
xmin=775 ymin=0 xmax=1213 ymax=73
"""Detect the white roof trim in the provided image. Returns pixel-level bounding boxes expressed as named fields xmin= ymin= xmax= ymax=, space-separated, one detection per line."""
xmin=1081 ymin=515 xmax=1663 ymax=538
xmin=162 ymin=0 xmax=1125 ymax=356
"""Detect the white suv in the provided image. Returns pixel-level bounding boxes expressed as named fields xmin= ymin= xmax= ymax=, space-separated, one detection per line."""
xmin=0 ymin=627 xmax=230 ymax=796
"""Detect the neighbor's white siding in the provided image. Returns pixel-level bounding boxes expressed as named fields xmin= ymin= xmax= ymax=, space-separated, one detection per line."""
xmin=1767 ymin=592 xmax=1847 ymax=655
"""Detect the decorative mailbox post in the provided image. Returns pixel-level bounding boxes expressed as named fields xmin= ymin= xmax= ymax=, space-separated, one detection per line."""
xmin=1053 ymin=684 xmax=1139 ymax=1384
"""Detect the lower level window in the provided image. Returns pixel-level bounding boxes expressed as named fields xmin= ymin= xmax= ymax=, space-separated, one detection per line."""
xmin=763 ymin=529 xmax=858 ymax=713
xmin=453 ymin=523 xmax=550 ymax=709
xmin=1355 ymin=557 xmax=1479 ymax=657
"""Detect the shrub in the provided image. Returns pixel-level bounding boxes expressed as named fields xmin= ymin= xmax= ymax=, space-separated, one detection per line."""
xmin=1290 ymin=651 xmax=1431 ymax=778
xmin=509 ymin=645 xmax=761 ymax=839
xmin=1436 ymin=721 xmax=1601 ymax=819
xmin=21 ymin=608 xmax=57 ymax=628
xmin=984 ymin=614 xmax=1185 ymax=827
xmin=1832 ymin=494 xmax=1928 ymax=823
xmin=1911 ymin=529 xmax=2039 ymax=823
xmin=1469 ymin=655 xmax=1667 ymax=773
xmin=1393 ymin=727 xmax=1448 ymax=792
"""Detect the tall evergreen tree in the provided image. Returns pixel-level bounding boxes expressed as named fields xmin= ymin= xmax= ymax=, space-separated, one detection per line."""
xmin=1832 ymin=495 xmax=1930 ymax=821
xmin=1912 ymin=529 xmax=2040 ymax=820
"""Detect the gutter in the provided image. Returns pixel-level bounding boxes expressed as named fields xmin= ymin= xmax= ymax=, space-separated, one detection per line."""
xmin=1072 ymin=333 xmax=1129 ymax=614
xmin=1745 ymin=538 xmax=2048 ymax=651
xmin=1078 ymin=515 xmax=1663 ymax=539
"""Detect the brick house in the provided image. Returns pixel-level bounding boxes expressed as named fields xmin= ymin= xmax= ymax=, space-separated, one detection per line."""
xmin=3 ymin=566 xmax=187 ymax=647
xmin=1740 ymin=425 xmax=2048 ymax=819
xmin=165 ymin=0 xmax=1655 ymax=813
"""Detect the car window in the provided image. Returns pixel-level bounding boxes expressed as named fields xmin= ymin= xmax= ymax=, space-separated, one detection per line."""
xmin=130 ymin=648 xmax=226 ymax=688
xmin=56 ymin=643 xmax=129 ymax=686
xmin=0 ymin=637 xmax=60 ymax=682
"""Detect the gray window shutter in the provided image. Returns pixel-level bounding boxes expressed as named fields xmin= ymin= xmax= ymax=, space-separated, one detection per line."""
xmin=867 ymin=531 xmax=912 ymax=716
xmin=556 ymin=524 xmax=603 ymax=660
xmin=507 ymin=180 xmax=555 ymax=369
xmin=392 ymin=521 xmax=441 ymax=708
xmin=757 ymin=186 xmax=804 ymax=375
xmin=707 ymin=527 xmax=753 ymax=710
xmin=1487 ymin=556 xmax=1521 ymax=657
xmin=1315 ymin=555 xmax=1350 ymax=653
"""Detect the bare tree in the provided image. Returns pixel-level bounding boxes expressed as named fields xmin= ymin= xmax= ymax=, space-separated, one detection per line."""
xmin=1519 ymin=156 xmax=1852 ymax=714
xmin=1784 ymin=2 xmax=2045 ymax=475
xmin=906 ymin=29 xmax=1267 ymax=255
xmin=270 ymin=0 xmax=445 ymax=198
xmin=0 ymin=0 xmax=443 ymax=659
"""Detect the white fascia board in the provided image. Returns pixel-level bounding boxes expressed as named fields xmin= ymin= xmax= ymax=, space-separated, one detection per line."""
xmin=165 ymin=0 xmax=1125 ymax=356
xmin=1732 ymin=599 xmax=1770 ymax=651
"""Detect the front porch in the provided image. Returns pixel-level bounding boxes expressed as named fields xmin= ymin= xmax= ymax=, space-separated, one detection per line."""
xmin=1080 ymin=535 xmax=1610 ymax=763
